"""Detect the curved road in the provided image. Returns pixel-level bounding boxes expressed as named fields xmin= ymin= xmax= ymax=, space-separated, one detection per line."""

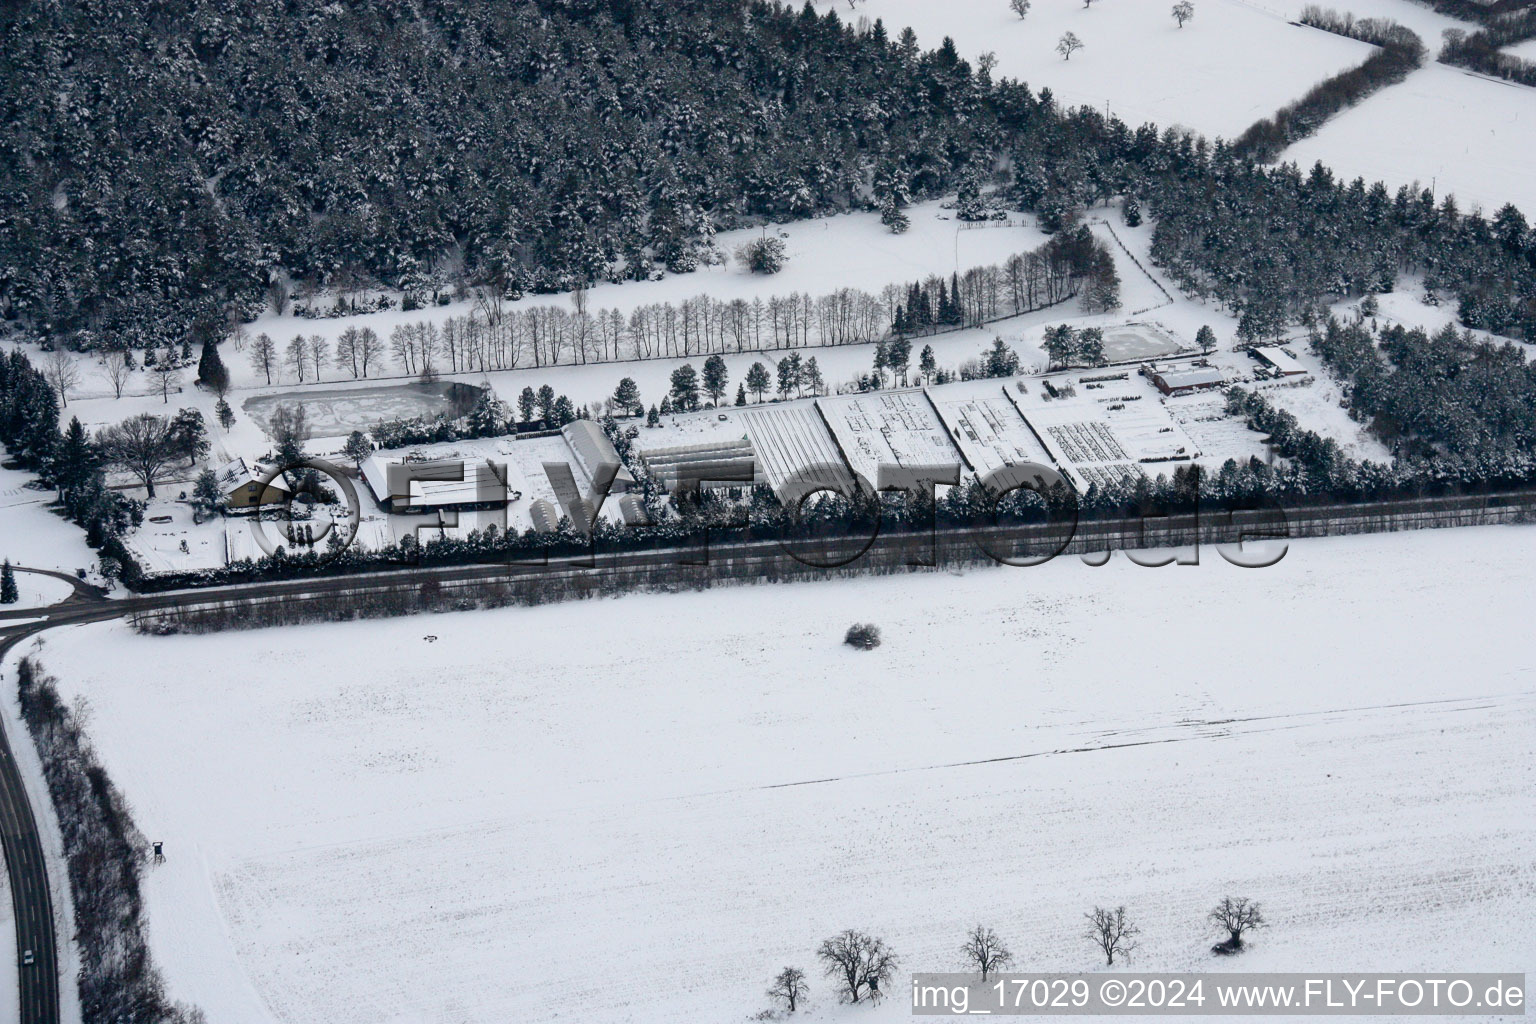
xmin=0 ymin=569 xmax=96 ymax=1024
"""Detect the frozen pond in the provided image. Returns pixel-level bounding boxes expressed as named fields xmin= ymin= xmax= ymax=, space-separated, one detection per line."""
xmin=243 ymin=381 xmax=484 ymax=438
xmin=1100 ymin=323 xmax=1185 ymax=362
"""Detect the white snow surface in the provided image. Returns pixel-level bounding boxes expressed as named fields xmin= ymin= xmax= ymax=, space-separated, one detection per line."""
xmin=1283 ymin=62 xmax=1536 ymax=219
xmin=29 ymin=526 xmax=1536 ymax=1024
xmin=0 ymin=464 xmax=99 ymax=578
xmin=815 ymin=0 xmax=1372 ymax=139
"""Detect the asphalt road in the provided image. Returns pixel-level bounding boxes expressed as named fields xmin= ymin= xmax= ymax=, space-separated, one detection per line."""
xmin=0 ymin=615 xmax=63 ymax=1024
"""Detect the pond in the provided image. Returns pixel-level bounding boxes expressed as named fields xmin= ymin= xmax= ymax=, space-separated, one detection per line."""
xmin=243 ymin=381 xmax=485 ymax=438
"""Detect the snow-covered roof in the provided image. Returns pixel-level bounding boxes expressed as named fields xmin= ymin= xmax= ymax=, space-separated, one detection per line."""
xmin=214 ymin=457 xmax=289 ymax=495
xmin=1152 ymin=366 xmax=1228 ymax=391
xmin=361 ymin=455 xmax=513 ymax=508
xmin=1254 ymin=346 xmax=1308 ymax=376
xmin=562 ymin=420 xmax=636 ymax=487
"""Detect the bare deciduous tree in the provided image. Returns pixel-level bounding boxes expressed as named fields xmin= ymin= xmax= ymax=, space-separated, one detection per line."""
xmin=1173 ymin=1 xmax=1195 ymax=28
xmin=961 ymin=924 xmax=1014 ymax=981
xmin=44 ymin=349 xmax=81 ymax=407
xmin=250 ymin=332 xmax=278 ymax=384
xmin=1057 ymin=31 xmax=1084 ymax=60
xmin=817 ymin=930 xmax=898 ymax=1004
xmin=1009 ymin=0 xmax=1031 ymax=18
xmin=98 ymin=413 xmax=176 ymax=497
xmin=472 ymin=282 xmax=506 ymax=326
xmin=151 ymin=358 xmax=182 ymax=404
xmin=286 ymin=334 xmax=308 ymax=382
xmin=358 ymin=327 xmax=384 ymax=377
xmin=1209 ymin=897 xmax=1265 ymax=954
xmin=268 ymin=403 xmax=311 ymax=452
xmin=767 ymin=966 xmax=809 ymax=1014
xmin=1085 ymin=906 xmax=1138 ymax=966
xmin=103 ymin=349 xmax=133 ymax=399
xmin=307 ymin=334 xmax=330 ymax=381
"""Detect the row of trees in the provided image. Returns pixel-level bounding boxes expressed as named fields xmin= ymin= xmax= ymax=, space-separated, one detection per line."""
xmin=16 ymin=658 xmax=205 ymax=1023
xmin=1234 ymin=16 xmax=1424 ymax=162
xmin=1439 ymin=9 xmax=1536 ymax=87
xmin=765 ymin=899 xmax=1266 ymax=1013
xmin=890 ymin=227 xmax=1120 ymax=338
xmin=230 ymin=230 xmax=1116 ymax=390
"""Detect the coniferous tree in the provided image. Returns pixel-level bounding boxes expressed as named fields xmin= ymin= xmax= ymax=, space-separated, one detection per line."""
xmin=54 ymin=417 xmax=99 ymax=500
xmin=197 ymin=339 xmax=230 ymax=395
xmin=702 ymin=354 xmax=729 ymax=406
xmin=669 ymin=364 xmax=701 ymax=411
xmin=613 ymin=377 xmax=642 ymax=417
xmin=0 ymin=560 xmax=16 ymax=605
xmin=746 ymin=362 xmax=772 ymax=402
xmin=803 ymin=356 xmax=825 ymax=397
xmin=920 ymin=345 xmax=937 ymax=383
xmin=343 ymin=431 xmax=373 ymax=470
xmin=1122 ymin=195 xmax=1142 ymax=227
xmin=192 ymin=469 xmax=223 ymax=511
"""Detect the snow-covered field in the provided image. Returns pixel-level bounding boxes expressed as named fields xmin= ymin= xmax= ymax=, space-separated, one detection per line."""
xmin=814 ymin=0 xmax=1372 ymax=139
xmin=0 ymin=464 xmax=99 ymax=579
xmin=13 ymin=526 xmax=1535 ymax=1024
xmin=1283 ymin=62 xmax=1536 ymax=218
xmin=1503 ymin=37 xmax=1536 ymax=63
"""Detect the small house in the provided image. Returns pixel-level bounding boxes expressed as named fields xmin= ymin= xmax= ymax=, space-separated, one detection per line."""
xmin=215 ymin=458 xmax=291 ymax=509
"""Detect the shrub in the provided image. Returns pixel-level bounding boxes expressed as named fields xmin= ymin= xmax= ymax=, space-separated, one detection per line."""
xmin=844 ymin=623 xmax=882 ymax=650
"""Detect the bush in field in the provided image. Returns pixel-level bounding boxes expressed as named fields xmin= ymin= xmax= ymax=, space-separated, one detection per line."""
xmin=735 ymin=236 xmax=788 ymax=274
xmin=844 ymin=623 xmax=882 ymax=650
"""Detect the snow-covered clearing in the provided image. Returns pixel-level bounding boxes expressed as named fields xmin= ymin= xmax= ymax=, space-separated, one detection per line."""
xmin=1503 ymin=37 xmax=1536 ymax=63
xmin=0 ymin=464 xmax=99 ymax=578
xmin=1283 ymin=62 xmax=1536 ymax=218
xmin=226 ymin=198 xmax=1051 ymax=397
xmin=1 ymin=571 xmax=74 ymax=610
xmin=815 ymin=0 xmax=1371 ymax=139
xmin=17 ymin=525 xmax=1536 ymax=1024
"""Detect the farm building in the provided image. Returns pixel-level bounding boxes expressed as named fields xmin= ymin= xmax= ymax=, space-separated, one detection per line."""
xmin=562 ymin=420 xmax=635 ymax=493
xmin=640 ymin=437 xmax=759 ymax=491
xmin=529 ymin=498 xmax=560 ymax=533
xmin=360 ymin=456 xmax=516 ymax=513
xmin=1149 ymin=365 xmax=1228 ymax=396
xmin=214 ymin=457 xmax=291 ymax=509
xmin=1252 ymin=346 xmax=1309 ymax=377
